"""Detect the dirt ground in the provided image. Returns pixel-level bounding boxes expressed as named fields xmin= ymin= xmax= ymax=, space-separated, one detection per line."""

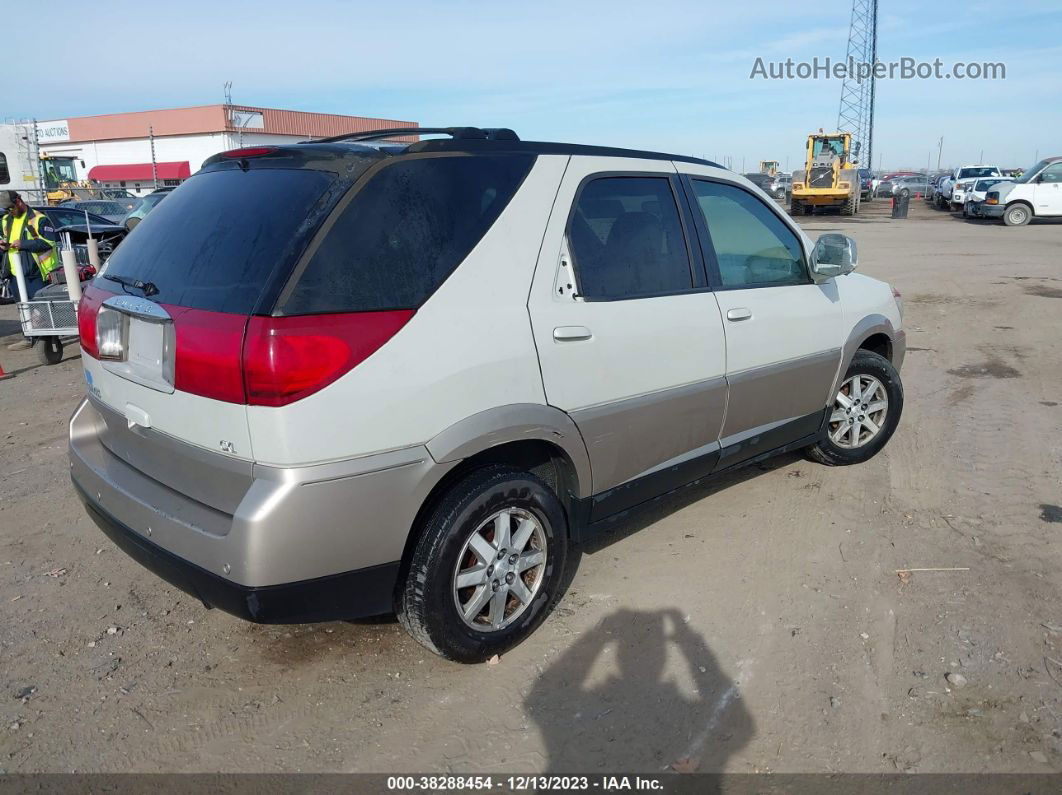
xmin=1 ymin=199 xmax=1060 ymax=775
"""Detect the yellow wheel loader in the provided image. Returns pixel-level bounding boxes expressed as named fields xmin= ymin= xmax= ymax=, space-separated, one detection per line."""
xmin=758 ymin=160 xmax=779 ymax=176
xmin=790 ymin=133 xmax=860 ymax=216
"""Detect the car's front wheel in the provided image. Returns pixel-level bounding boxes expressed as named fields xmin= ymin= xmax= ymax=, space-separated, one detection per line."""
xmin=397 ymin=465 xmax=568 ymax=662
xmin=1003 ymin=203 xmax=1031 ymax=226
xmin=806 ymin=350 xmax=903 ymax=466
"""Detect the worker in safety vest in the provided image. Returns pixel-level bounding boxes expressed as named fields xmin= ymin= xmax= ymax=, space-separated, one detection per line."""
xmin=1 ymin=190 xmax=59 ymax=350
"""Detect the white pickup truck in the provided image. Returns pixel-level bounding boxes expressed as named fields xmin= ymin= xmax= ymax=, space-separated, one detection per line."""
xmin=946 ymin=165 xmax=1003 ymax=210
xmin=980 ymin=157 xmax=1062 ymax=226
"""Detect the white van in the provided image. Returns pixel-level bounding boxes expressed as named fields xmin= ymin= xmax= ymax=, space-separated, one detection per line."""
xmin=981 ymin=157 xmax=1062 ymax=226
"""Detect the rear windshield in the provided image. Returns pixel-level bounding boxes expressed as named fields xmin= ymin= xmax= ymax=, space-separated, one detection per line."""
xmin=99 ymin=168 xmax=338 ymax=313
xmin=279 ymin=154 xmax=535 ymax=315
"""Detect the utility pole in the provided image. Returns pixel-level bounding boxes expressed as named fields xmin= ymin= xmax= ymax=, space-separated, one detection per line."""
xmin=149 ymin=126 xmax=159 ymax=191
xmin=979 ymin=148 xmax=984 ymax=163
xmin=936 ymin=137 xmax=943 ymax=171
xmin=224 ymin=81 xmax=234 ymax=149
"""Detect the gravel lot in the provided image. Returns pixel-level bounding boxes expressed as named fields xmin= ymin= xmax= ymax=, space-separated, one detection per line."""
xmin=1 ymin=199 xmax=1060 ymax=774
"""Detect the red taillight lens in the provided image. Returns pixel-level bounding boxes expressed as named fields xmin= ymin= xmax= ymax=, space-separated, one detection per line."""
xmin=77 ymin=283 xmax=108 ymax=359
xmin=243 ymin=311 xmax=414 ymax=407
xmin=220 ymin=147 xmax=276 ymax=158
xmin=169 ymin=306 xmax=248 ymax=403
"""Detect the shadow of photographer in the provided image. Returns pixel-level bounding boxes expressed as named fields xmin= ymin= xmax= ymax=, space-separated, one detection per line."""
xmin=526 ymin=607 xmax=753 ymax=775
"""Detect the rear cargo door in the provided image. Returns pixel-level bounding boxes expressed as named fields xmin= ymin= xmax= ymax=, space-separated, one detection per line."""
xmin=81 ymin=164 xmax=340 ymax=476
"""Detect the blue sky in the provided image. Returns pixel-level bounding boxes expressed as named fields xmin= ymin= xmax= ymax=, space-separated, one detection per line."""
xmin=6 ymin=0 xmax=1059 ymax=170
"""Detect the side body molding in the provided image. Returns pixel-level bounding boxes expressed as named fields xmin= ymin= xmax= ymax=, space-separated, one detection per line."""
xmin=426 ymin=404 xmax=594 ymax=499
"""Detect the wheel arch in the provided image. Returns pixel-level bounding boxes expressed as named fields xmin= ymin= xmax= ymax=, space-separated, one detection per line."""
xmin=1004 ymin=198 xmax=1034 ymax=217
xmin=830 ymin=315 xmax=901 ymax=397
xmin=393 ymin=406 xmax=592 ymax=603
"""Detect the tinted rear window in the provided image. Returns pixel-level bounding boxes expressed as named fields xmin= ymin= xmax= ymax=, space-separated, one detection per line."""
xmin=100 ymin=168 xmax=337 ymax=313
xmin=279 ymin=154 xmax=535 ymax=314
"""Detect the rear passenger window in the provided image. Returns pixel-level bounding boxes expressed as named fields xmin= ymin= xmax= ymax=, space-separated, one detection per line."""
xmin=281 ymin=154 xmax=535 ymax=314
xmin=691 ymin=180 xmax=808 ymax=288
xmin=567 ymin=176 xmax=693 ymax=300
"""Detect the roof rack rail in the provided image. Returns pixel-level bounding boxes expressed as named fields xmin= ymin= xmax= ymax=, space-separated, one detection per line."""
xmin=308 ymin=126 xmax=520 ymax=144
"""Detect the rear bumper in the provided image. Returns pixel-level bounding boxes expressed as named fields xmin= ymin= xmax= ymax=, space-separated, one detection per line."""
xmin=75 ymin=479 xmax=399 ymax=622
xmin=69 ymin=397 xmax=454 ymax=620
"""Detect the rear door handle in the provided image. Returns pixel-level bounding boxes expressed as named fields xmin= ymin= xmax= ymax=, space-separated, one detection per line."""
xmin=553 ymin=326 xmax=593 ymax=342
xmin=726 ymin=308 xmax=752 ymax=322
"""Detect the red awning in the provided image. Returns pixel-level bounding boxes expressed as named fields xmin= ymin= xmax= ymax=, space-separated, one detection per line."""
xmin=87 ymin=161 xmax=191 ymax=182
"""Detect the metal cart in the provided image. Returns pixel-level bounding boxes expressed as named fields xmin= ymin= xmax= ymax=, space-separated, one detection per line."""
xmin=16 ymin=295 xmax=79 ymax=364
xmin=12 ymin=232 xmax=86 ymax=365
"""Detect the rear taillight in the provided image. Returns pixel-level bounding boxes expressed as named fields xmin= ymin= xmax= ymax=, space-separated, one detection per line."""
xmin=242 ymin=311 xmax=414 ymax=407
xmin=168 ymin=306 xmax=248 ymax=404
xmin=77 ymin=284 xmax=108 ymax=359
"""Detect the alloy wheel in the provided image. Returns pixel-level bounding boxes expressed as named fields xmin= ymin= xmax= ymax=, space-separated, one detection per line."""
xmin=828 ymin=374 xmax=889 ymax=449
xmin=452 ymin=508 xmax=548 ymax=631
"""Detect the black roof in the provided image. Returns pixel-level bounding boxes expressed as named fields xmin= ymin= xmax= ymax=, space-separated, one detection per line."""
xmin=406 ymin=137 xmax=725 ymax=169
xmin=202 ymin=126 xmax=726 ymax=176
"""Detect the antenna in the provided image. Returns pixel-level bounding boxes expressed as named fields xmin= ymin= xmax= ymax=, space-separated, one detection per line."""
xmin=836 ymin=0 xmax=878 ymax=169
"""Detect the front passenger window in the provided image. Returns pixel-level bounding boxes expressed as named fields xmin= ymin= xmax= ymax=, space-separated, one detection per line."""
xmin=691 ymin=180 xmax=808 ymax=288
xmin=1039 ymin=164 xmax=1062 ymax=183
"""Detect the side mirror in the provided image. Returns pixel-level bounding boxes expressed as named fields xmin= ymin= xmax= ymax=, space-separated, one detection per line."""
xmin=811 ymin=233 xmax=857 ymax=280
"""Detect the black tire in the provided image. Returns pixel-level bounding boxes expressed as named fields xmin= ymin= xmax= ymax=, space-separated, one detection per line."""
xmin=1002 ymin=203 xmax=1031 ymax=227
xmin=840 ymin=192 xmax=857 ymax=216
xmin=806 ymin=350 xmax=903 ymax=466
xmin=40 ymin=337 xmax=63 ymax=365
xmin=397 ymin=465 xmax=569 ymax=663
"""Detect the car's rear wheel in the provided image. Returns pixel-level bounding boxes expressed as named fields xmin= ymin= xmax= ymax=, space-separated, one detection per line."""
xmin=806 ymin=351 xmax=903 ymax=466
xmin=397 ymin=465 xmax=568 ymax=662
xmin=1003 ymin=203 xmax=1031 ymax=226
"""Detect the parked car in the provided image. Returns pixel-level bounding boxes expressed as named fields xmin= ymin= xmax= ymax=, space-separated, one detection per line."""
xmin=949 ymin=166 xmax=1004 ymax=210
xmin=32 ymin=205 xmax=128 ymax=267
xmin=62 ymin=199 xmax=139 ymax=223
xmin=926 ymin=174 xmax=949 ymax=203
xmin=871 ymin=171 xmax=920 ymax=194
xmin=962 ymin=177 xmax=1014 ymax=218
xmin=767 ymin=172 xmax=792 ymax=200
xmin=742 ymin=172 xmax=775 ymax=190
xmin=858 ymin=169 xmax=873 ymax=200
xmin=34 ymin=204 xmax=115 ymax=231
xmin=121 ymin=191 xmax=168 ymax=230
xmin=875 ymin=174 xmax=930 ymax=198
xmin=70 ymin=128 xmax=906 ymax=662
xmin=980 ymin=156 xmax=1062 ymax=226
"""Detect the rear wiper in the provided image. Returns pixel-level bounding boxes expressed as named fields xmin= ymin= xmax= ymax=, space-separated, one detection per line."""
xmin=102 ymin=273 xmax=159 ymax=298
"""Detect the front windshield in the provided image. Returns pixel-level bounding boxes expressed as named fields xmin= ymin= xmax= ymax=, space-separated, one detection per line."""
xmin=813 ymin=139 xmax=844 ymax=158
xmin=958 ymin=167 xmax=997 ymax=179
xmin=1013 ymin=160 xmax=1049 ymax=184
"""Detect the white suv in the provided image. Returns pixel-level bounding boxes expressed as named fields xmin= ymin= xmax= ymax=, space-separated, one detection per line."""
xmin=69 ymin=127 xmax=906 ymax=662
